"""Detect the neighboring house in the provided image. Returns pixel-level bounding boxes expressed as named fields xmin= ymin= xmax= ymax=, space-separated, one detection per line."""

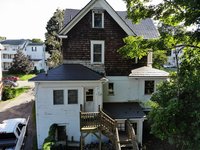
xmin=24 ymin=43 xmax=46 ymax=71
xmin=165 ymin=48 xmax=183 ymax=68
xmin=30 ymin=0 xmax=169 ymax=149
xmin=0 ymin=39 xmax=47 ymax=71
xmin=0 ymin=39 xmax=29 ymax=71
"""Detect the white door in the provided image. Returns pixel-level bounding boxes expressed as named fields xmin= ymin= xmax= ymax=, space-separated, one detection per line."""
xmin=84 ymin=88 xmax=94 ymax=112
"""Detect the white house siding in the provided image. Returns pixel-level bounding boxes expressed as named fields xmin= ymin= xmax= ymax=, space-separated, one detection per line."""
xmin=35 ymin=81 xmax=103 ymax=149
xmin=24 ymin=44 xmax=46 ymax=71
xmin=103 ymin=76 xmax=165 ymax=104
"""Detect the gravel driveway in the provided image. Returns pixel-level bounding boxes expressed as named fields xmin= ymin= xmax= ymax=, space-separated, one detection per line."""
xmin=0 ymin=83 xmax=36 ymax=150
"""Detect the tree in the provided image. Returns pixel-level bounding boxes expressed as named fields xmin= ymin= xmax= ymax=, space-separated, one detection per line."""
xmin=9 ymin=50 xmax=34 ymax=74
xmin=120 ymin=0 xmax=200 ymax=148
xmin=45 ymin=8 xmax=64 ymax=53
xmin=45 ymin=9 xmax=64 ymax=68
xmin=31 ymin=38 xmax=43 ymax=43
xmin=149 ymin=48 xmax=200 ymax=149
xmin=46 ymin=50 xmax=62 ymax=68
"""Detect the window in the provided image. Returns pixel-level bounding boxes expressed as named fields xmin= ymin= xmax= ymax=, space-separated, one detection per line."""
xmin=91 ymin=40 xmax=104 ymax=64
xmin=86 ymin=89 xmax=93 ymax=101
xmin=108 ymin=83 xmax=114 ymax=95
xmin=144 ymin=80 xmax=155 ymax=95
xmin=68 ymin=90 xmax=78 ymax=104
xmin=53 ymin=90 xmax=64 ymax=105
xmin=56 ymin=125 xmax=66 ymax=141
xmin=92 ymin=10 xmax=104 ymax=28
xmin=32 ymin=47 xmax=37 ymax=51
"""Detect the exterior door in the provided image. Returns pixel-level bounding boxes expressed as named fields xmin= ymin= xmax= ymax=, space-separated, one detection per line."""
xmin=84 ymin=88 xmax=94 ymax=112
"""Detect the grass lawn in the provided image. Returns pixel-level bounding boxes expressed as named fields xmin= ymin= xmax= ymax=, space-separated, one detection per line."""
xmin=3 ymin=72 xmax=36 ymax=81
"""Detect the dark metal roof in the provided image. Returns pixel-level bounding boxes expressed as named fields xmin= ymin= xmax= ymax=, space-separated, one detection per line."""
xmin=63 ymin=9 xmax=159 ymax=39
xmin=29 ymin=64 xmax=104 ymax=81
xmin=103 ymin=102 xmax=146 ymax=119
xmin=0 ymin=39 xmax=28 ymax=45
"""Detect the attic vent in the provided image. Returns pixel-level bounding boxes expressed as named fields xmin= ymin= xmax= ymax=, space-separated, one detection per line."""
xmin=92 ymin=8 xmax=104 ymax=14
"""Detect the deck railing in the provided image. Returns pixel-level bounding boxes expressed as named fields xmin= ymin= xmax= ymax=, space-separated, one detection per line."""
xmin=125 ymin=119 xmax=139 ymax=150
xmin=80 ymin=108 xmax=121 ymax=150
xmin=80 ymin=112 xmax=100 ymax=130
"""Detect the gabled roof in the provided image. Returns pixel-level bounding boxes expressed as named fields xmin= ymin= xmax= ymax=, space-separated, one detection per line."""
xmin=129 ymin=66 xmax=169 ymax=78
xmin=59 ymin=0 xmax=136 ymax=36
xmin=63 ymin=9 xmax=159 ymax=39
xmin=0 ymin=39 xmax=28 ymax=45
xmin=29 ymin=64 xmax=104 ymax=82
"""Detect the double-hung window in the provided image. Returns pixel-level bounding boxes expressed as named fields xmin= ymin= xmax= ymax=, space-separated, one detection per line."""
xmin=68 ymin=89 xmax=78 ymax=104
xmin=53 ymin=90 xmax=64 ymax=105
xmin=91 ymin=40 xmax=104 ymax=64
xmin=92 ymin=10 xmax=104 ymax=28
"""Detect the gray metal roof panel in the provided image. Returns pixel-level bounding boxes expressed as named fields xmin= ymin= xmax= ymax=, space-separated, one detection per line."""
xmin=103 ymin=102 xmax=146 ymax=119
xmin=29 ymin=64 xmax=104 ymax=81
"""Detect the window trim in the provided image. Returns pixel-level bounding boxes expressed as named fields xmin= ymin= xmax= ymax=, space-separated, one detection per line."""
xmin=68 ymin=89 xmax=78 ymax=104
xmin=108 ymin=82 xmax=114 ymax=95
xmin=92 ymin=10 xmax=104 ymax=28
xmin=53 ymin=89 xmax=64 ymax=105
xmin=90 ymin=40 xmax=105 ymax=64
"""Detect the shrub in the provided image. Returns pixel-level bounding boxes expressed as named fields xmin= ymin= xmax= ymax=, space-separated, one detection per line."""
xmin=2 ymin=87 xmax=16 ymax=100
xmin=42 ymin=124 xmax=57 ymax=150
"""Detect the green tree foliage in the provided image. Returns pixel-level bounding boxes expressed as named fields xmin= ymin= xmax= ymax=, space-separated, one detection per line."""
xmin=152 ymin=50 xmax=167 ymax=69
xmin=47 ymin=50 xmax=62 ymax=68
xmin=119 ymin=0 xmax=200 ymax=68
xmin=9 ymin=50 xmax=34 ymax=74
xmin=45 ymin=9 xmax=64 ymax=53
xmin=0 ymin=36 xmax=6 ymax=40
xmin=31 ymin=38 xmax=43 ymax=43
xmin=45 ymin=9 xmax=64 ymax=68
xmin=149 ymin=48 xmax=200 ymax=149
xmin=123 ymin=0 xmax=200 ymax=148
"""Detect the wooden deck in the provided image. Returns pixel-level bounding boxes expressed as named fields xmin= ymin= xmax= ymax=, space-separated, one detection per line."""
xmin=80 ymin=107 xmax=139 ymax=150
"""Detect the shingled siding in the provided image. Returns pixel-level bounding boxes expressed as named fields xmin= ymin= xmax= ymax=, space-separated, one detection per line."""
xmin=62 ymin=10 xmax=147 ymax=76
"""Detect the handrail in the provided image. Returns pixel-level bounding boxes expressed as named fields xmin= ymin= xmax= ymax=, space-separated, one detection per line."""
xmin=125 ymin=120 xmax=139 ymax=150
xmin=80 ymin=109 xmax=121 ymax=150
xmin=115 ymin=126 xmax=121 ymax=150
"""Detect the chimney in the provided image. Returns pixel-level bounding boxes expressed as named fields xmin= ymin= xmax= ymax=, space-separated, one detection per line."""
xmin=147 ymin=51 xmax=153 ymax=67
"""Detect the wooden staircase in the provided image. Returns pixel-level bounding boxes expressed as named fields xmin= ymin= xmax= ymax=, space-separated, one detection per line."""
xmin=80 ymin=108 xmax=139 ymax=150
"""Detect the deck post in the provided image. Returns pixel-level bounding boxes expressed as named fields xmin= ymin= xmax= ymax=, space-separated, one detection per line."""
xmin=99 ymin=130 xmax=102 ymax=150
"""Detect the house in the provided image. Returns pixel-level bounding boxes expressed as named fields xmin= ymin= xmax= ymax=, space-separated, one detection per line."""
xmin=165 ymin=47 xmax=183 ymax=68
xmin=30 ymin=0 xmax=169 ymax=149
xmin=0 ymin=39 xmax=47 ymax=71
xmin=24 ymin=42 xmax=46 ymax=71
xmin=0 ymin=39 xmax=29 ymax=71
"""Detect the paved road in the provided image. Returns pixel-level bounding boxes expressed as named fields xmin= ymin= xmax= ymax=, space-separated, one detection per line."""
xmin=0 ymin=83 xmax=36 ymax=150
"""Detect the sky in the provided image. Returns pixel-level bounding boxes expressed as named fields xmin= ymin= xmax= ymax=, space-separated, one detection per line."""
xmin=0 ymin=0 xmax=127 ymax=41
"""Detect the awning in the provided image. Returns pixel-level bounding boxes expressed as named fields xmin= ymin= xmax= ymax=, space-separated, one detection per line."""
xmin=103 ymin=102 xmax=146 ymax=119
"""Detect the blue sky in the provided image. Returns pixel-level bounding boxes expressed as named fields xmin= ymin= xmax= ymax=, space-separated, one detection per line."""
xmin=0 ymin=0 xmax=127 ymax=41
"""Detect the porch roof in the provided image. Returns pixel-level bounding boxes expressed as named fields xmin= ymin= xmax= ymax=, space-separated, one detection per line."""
xmin=103 ymin=102 xmax=146 ymax=119
xmin=29 ymin=64 xmax=104 ymax=81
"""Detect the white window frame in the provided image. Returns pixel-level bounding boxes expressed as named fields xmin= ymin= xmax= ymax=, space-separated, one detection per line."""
xmin=90 ymin=40 xmax=105 ymax=64
xmin=92 ymin=10 xmax=104 ymax=28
